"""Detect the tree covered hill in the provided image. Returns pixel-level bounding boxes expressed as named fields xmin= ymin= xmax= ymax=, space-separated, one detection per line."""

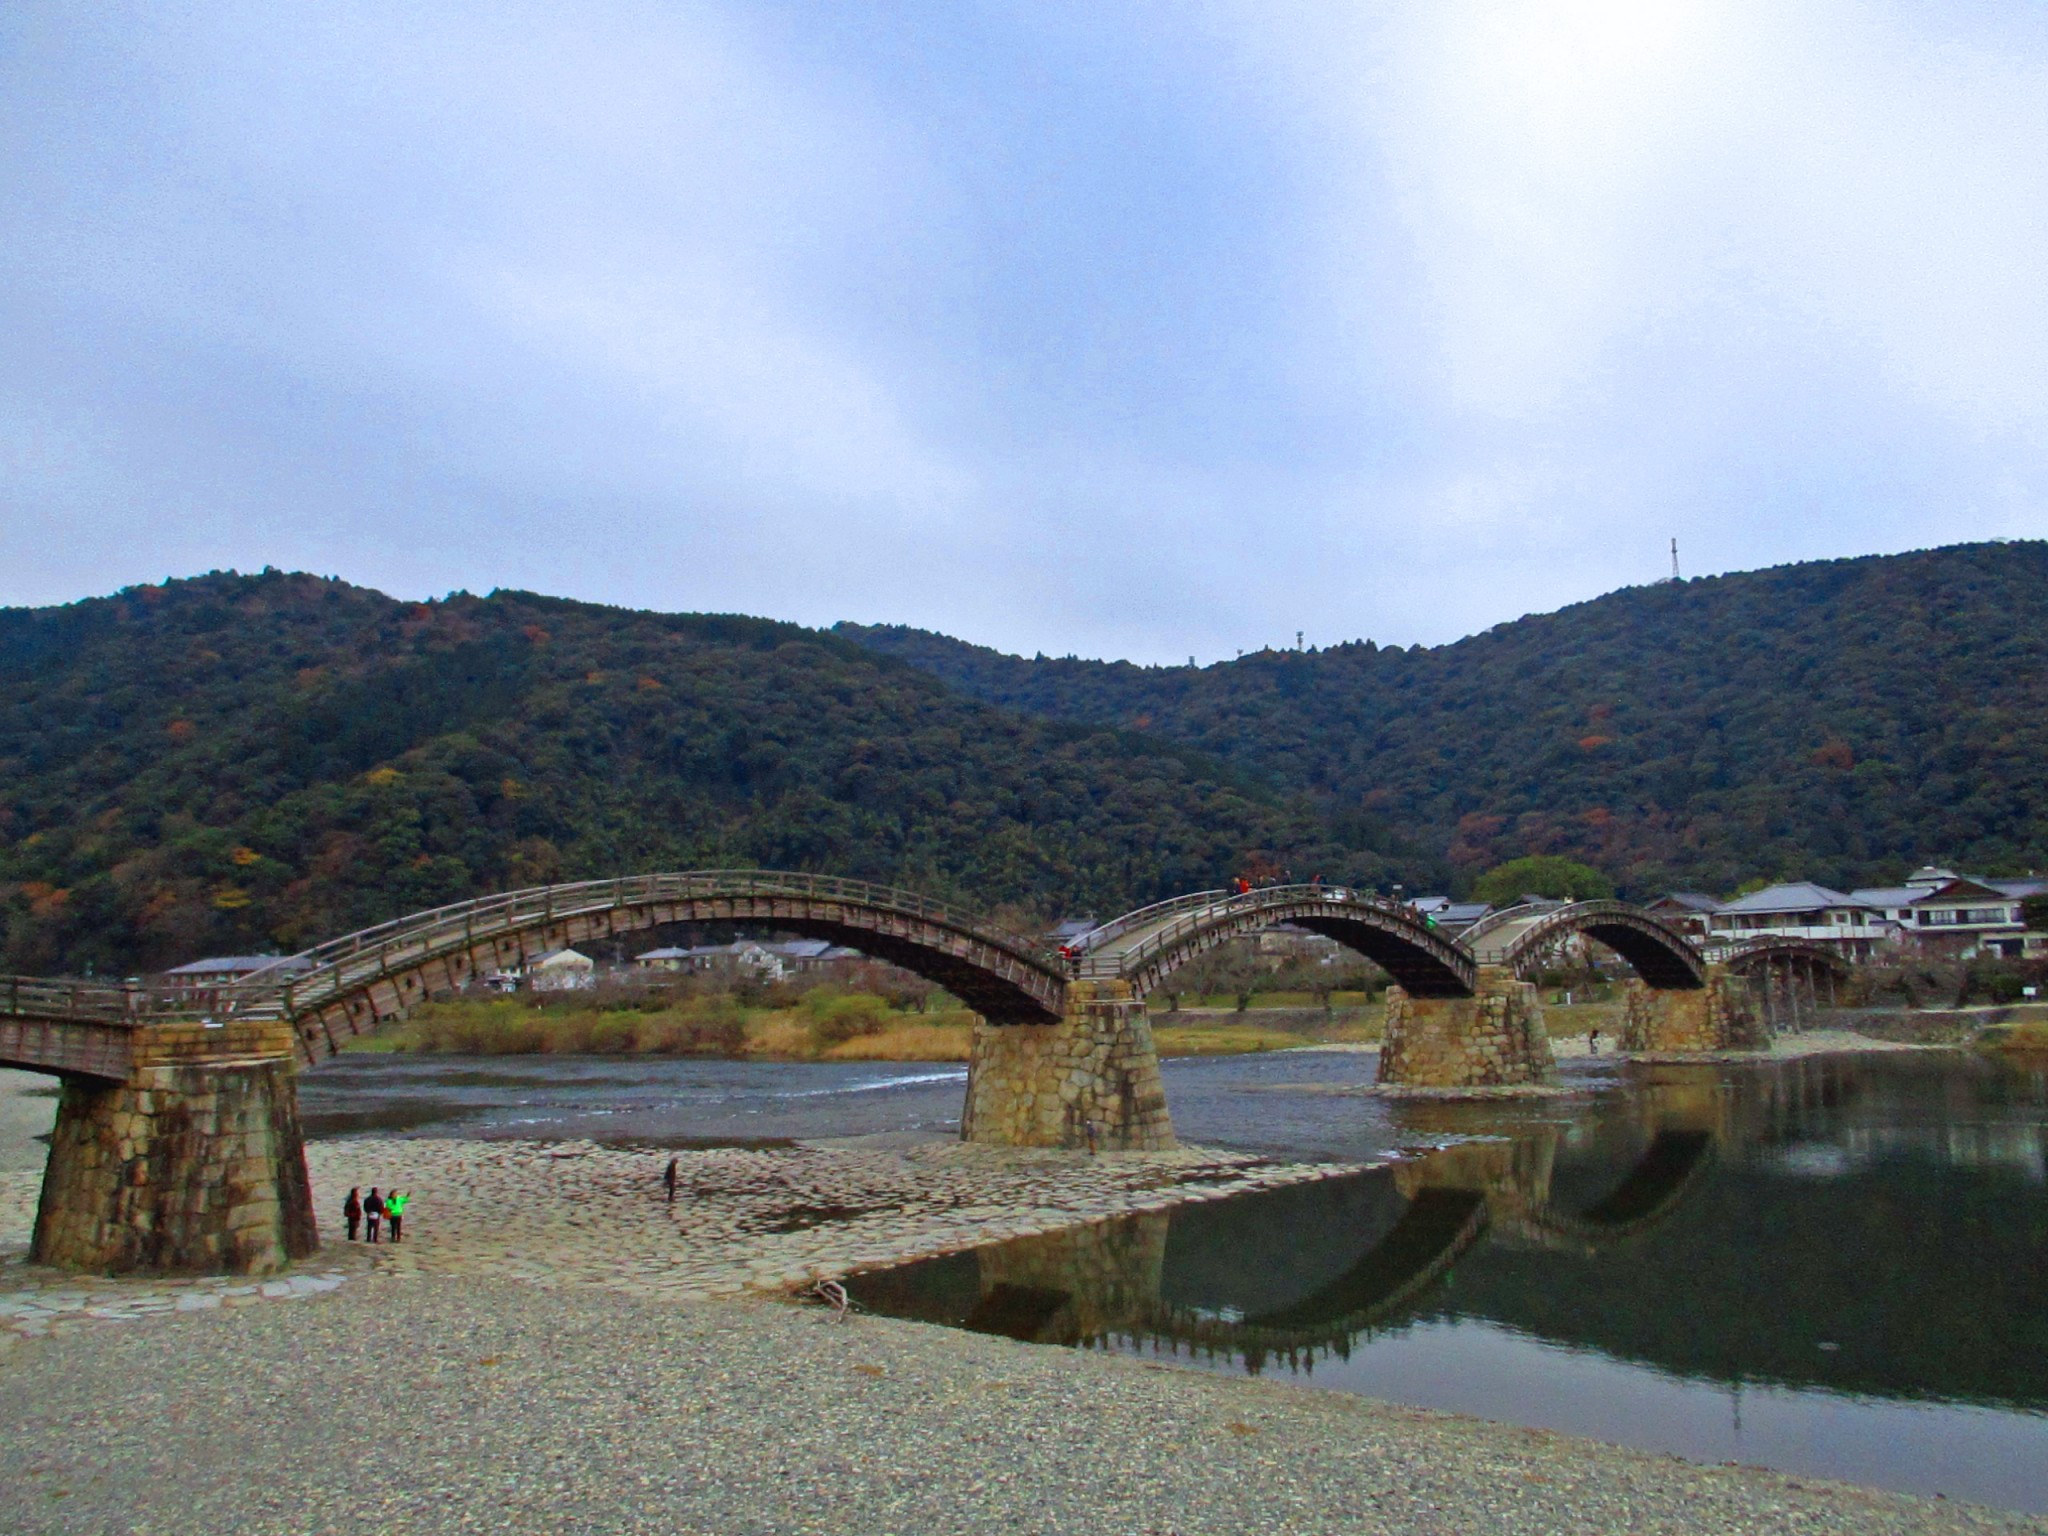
xmin=7 ymin=542 xmax=2044 ymax=975
xmin=842 ymin=541 xmax=2048 ymax=898
xmin=0 ymin=573 xmax=1398 ymax=974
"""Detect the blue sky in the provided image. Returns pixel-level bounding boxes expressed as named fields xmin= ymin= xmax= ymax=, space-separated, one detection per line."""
xmin=6 ymin=1 xmax=2048 ymax=661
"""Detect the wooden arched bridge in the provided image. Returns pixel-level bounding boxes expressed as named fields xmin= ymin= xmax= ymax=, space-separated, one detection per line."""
xmin=0 ymin=875 xmax=1720 ymax=1081
xmin=0 ymin=869 xmax=1751 ymax=1277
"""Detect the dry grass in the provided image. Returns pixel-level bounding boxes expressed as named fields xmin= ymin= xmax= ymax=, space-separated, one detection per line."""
xmin=1153 ymin=1023 xmax=1315 ymax=1055
xmin=347 ymin=993 xmax=1406 ymax=1063
xmin=823 ymin=1025 xmax=974 ymax=1062
xmin=1980 ymin=1018 xmax=2048 ymax=1053
xmin=1154 ymin=990 xmax=1376 ymax=1012
xmin=366 ymin=998 xmax=746 ymax=1056
xmin=743 ymin=1015 xmax=812 ymax=1058
xmin=1544 ymin=1003 xmax=1627 ymax=1039
xmin=356 ymin=994 xmax=988 ymax=1062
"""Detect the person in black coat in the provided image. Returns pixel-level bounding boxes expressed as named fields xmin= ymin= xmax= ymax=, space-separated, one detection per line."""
xmin=343 ymin=1187 xmax=362 ymax=1242
xmin=364 ymin=1187 xmax=386 ymax=1243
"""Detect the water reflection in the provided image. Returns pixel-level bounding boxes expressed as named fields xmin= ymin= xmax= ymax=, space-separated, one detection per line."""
xmin=846 ymin=1054 xmax=2048 ymax=1510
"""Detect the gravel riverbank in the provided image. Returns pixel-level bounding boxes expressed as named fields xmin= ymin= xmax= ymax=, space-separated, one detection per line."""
xmin=4 ymin=1272 xmax=2039 ymax=1536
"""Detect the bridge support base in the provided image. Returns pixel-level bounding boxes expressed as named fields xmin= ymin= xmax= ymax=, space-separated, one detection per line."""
xmin=961 ymin=980 xmax=1175 ymax=1150
xmin=32 ymin=1023 xmax=318 ymax=1276
xmin=1621 ymin=966 xmax=1768 ymax=1052
xmin=1377 ymin=966 xmax=1555 ymax=1088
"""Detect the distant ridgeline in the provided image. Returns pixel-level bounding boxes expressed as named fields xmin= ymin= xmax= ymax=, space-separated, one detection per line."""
xmin=839 ymin=540 xmax=2048 ymax=904
xmin=0 ymin=573 xmax=1392 ymax=974
xmin=3 ymin=541 xmax=2046 ymax=974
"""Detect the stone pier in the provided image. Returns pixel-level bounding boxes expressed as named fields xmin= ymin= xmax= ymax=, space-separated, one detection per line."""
xmin=961 ymin=980 xmax=1175 ymax=1150
xmin=32 ymin=1020 xmax=319 ymax=1276
xmin=1621 ymin=965 xmax=1768 ymax=1052
xmin=1377 ymin=966 xmax=1556 ymax=1089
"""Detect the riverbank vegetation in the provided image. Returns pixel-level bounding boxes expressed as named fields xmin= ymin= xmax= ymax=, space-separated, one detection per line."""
xmin=346 ymin=981 xmax=1400 ymax=1062
xmin=344 ymin=979 xmax=1624 ymax=1061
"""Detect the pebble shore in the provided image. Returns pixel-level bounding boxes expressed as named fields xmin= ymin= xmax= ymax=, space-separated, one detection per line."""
xmin=4 ymin=1272 xmax=2039 ymax=1536
xmin=1 ymin=1134 xmax=1354 ymax=1343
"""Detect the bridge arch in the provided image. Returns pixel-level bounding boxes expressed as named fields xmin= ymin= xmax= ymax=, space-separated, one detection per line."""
xmin=1718 ymin=936 xmax=1852 ymax=981
xmin=232 ymin=871 xmax=1067 ymax=1061
xmin=1461 ymin=901 xmax=1707 ymax=990
xmin=1074 ymin=886 xmax=1476 ymax=1000
xmin=1717 ymin=937 xmax=1850 ymax=1030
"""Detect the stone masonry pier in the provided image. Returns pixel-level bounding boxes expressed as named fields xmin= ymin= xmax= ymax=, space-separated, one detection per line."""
xmin=961 ymin=980 xmax=1175 ymax=1150
xmin=1377 ymin=966 xmax=1556 ymax=1089
xmin=1621 ymin=966 xmax=1768 ymax=1053
xmin=32 ymin=1019 xmax=317 ymax=1276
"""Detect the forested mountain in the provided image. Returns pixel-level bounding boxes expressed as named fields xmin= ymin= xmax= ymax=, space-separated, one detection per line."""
xmin=843 ymin=541 xmax=2048 ymax=899
xmin=5 ymin=542 xmax=2043 ymax=975
xmin=0 ymin=574 xmax=1398 ymax=974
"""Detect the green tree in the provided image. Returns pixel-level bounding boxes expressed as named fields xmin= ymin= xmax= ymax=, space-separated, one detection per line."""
xmin=1471 ymin=856 xmax=1614 ymax=907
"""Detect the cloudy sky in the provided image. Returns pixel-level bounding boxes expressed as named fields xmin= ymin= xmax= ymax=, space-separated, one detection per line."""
xmin=5 ymin=1 xmax=2047 ymax=661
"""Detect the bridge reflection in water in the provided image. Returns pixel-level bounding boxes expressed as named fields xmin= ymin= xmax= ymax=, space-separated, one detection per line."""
xmin=850 ymin=1052 xmax=2048 ymax=1509
xmin=849 ymin=1068 xmax=1733 ymax=1373
xmin=846 ymin=1054 xmax=2048 ymax=1411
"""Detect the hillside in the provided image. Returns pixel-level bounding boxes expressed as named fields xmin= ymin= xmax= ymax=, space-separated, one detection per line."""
xmin=0 ymin=574 xmax=1397 ymax=975
xmin=842 ymin=541 xmax=2048 ymax=897
xmin=7 ymin=542 xmax=2044 ymax=976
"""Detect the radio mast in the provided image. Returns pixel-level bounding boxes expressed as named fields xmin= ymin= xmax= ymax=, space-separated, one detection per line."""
xmin=1670 ymin=538 xmax=1681 ymax=582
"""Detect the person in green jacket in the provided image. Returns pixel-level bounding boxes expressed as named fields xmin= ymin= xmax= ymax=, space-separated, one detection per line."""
xmin=385 ymin=1189 xmax=408 ymax=1244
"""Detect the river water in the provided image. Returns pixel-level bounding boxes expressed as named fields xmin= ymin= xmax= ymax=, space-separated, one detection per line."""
xmin=301 ymin=1046 xmax=2048 ymax=1512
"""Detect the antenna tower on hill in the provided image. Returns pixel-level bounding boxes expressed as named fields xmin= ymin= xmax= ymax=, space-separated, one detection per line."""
xmin=1669 ymin=538 xmax=1681 ymax=582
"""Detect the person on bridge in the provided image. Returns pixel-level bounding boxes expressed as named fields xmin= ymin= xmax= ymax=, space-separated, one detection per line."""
xmin=664 ymin=1156 xmax=680 ymax=1204
xmin=364 ymin=1187 xmax=386 ymax=1243
xmin=342 ymin=1187 xmax=362 ymax=1242
xmin=385 ymin=1189 xmax=408 ymax=1243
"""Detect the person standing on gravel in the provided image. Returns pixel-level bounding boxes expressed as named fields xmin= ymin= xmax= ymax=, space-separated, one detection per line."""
xmin=664 ymin=1157 xmax=679 ymax=1204
xmin=385 ymin=1189 xmax=407 ymax=1243
xmin=364 ymin=1187 xmax=386 ymax=1243
xmin=343 ymin=1187 xmax=362 ymax=1242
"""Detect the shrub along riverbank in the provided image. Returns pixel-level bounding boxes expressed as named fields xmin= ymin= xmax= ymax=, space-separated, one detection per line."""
xmin=343 ymin=985 xmax=1628 ymax=1061
xmin=346 ymin=994 xmax=1383 ymax=1062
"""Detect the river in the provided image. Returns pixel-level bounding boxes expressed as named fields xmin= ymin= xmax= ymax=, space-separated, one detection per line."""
xmin=300 ymin=1044 xmax=2048 ymax=1511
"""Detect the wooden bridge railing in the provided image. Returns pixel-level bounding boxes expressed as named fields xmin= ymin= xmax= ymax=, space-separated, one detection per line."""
xmin=0 ymin=975 xmax=220 ymax=1026
xmin=235 ymin=869 xmax=1063 ymax=1020
xmin=1072 ymin=884 xmax=1429 ymax=981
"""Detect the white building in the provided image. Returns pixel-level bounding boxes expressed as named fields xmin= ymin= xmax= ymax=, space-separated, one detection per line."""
xmin=1705 ymin=883 xmax=1895 ymax=959
xmin=524 ymin=947 xmax=596 ymax=991
xmin=1849 ymin=869 xmax=2044 ymax=959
